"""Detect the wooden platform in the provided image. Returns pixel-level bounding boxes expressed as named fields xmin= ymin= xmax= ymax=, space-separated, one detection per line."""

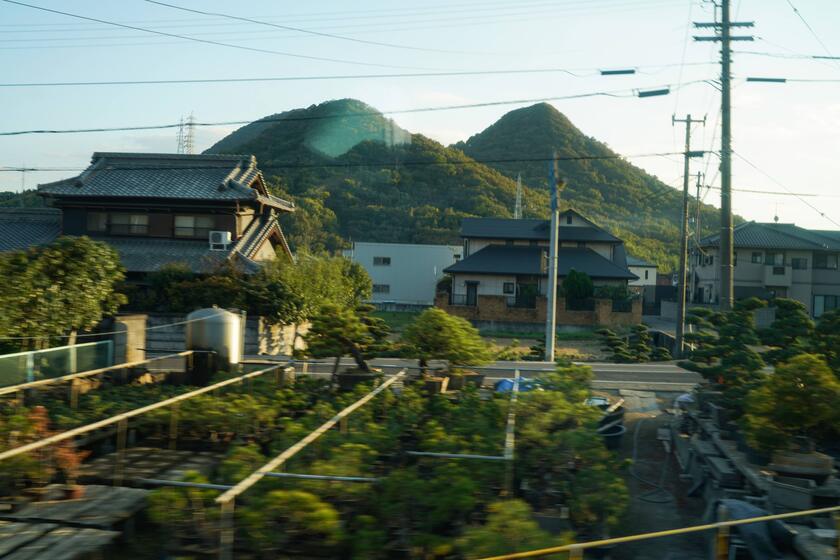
xmin=79 ymin=446 xmax=223 ymax=485
xmin=0 ymin=521 xmax=119 ymax=560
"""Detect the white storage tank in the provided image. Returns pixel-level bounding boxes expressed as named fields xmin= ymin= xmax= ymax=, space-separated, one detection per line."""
xmin=185 ymin=307 xmax=244 ymax=366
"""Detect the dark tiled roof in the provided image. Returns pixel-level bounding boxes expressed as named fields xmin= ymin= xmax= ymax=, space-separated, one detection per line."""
xmin=92 ymin=236 xmax=230 ymax=273
xmin=38 ymin=152 xmax=294 ymax=211
xmin=444 ymin=245 xmax=637 ymax=279
xmin=0 ymin=208 xmax=61 ymax=251
xmin=700 ymin=222 xmax=840 ymax=251
xmin=626 ymin=255 xmax=656 ymax=267
xmin=460 ymin=214 xmax=620 ymax=243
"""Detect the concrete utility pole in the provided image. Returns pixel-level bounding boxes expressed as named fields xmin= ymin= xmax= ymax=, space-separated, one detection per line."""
xmin=544 ymin=154 xmax=561 ymax=362
xmin=673 ymin=115 xmax=705 ymax=358
xmin=689 ymin=171 xmax=704 ymax=305
xmin=694 ymin=0 xmax=753 ymax=310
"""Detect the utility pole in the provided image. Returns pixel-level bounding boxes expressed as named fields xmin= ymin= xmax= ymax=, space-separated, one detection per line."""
xmin=689 ymin=171 xmax=704 ymax=304
xmin=694 ymin=0 xmax=753 ymax=310
xmin=544 ymin=154 xmax=563 ymax=362
xmin=673 ymin=115 xmax=705 ymax=358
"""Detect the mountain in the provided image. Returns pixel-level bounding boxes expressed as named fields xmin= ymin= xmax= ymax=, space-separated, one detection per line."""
xmin=0 ymin=189 xmax=45 ymax=208
xmin=453 ymin=103 xmax=726 ymax=271
xmin=207 ymin=99 xmax=547 ymax=253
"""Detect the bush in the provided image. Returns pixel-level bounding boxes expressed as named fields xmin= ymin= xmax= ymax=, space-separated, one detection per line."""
xmin=562 ymin=269 xmax=594 ymax=300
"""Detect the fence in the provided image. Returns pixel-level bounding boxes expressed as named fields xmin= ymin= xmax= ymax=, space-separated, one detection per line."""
xmin=565 ymin=297 xmax=595 ymax=311
xmin=0 ymin=340 xmax=113 ymax=388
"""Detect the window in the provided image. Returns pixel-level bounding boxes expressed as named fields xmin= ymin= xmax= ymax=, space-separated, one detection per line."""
xmin=704 ymin=255 xmax=714 ymax=266
xmin=453 ymin=254 xmax=461 ymax=261
xmin=644 ymin=270 xmax=649 ymax=280
xmin=174 ymin=215 xmax=215 ymax=237
xmin=503 ymin=282 xmax=515 ymax=294
xmin=566 ymin=214 xmax=573 ymax=225
xmin=814 ymin=253 xmax=839 ymax=270
xmin=814 ymin=295 xmax=839 ymax=317
xmin=751 ymin=252 xmax=763 ymax=264
xmin=791 ymin=257 xmax=808 ymax=270
xmin=765 ymin=252 xmax=785 ymax=266
xmin=372 ymin=284 xmax=390 ymax=294
xmin=86 ymin=212 xmax=107 ymax=232
xmin=109 ymin=213 xmax=148 ymax=235
xmin=373 ymin=256 xmax=391 ymax=266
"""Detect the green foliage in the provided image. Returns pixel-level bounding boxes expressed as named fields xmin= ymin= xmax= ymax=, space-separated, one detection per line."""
xmin=402 ymin=307 xmax=492 ymax=369
xmin=812 ymin=309 xmax=840 ymax=376
xmin=0 ymin=190 xmax=45 ymax=208
xmin=218 ymin=443 xmax=266 ymax=484
xmin=759 ymin=298 xmax=815 ymax=365
xmin=146 ymin=471 xmax=220 ymax=546
xmin=680 ymin=298 xmax=768 ymax=417
xmin=0 ymin=236 xmax=126 ymax=349
xmin=457 ymin=500 xmax=567 ymax=559
xmin=629 ymin=324 xmax=653 ymax=362
xmin=743 ymin=354 xmax=840 ymax=453
xmin=596 ymin=328 xmax=634 ymax=363
xmin=304 ymin=303 xmax=390 ymax=372
xmin=562 ymin=269 xmax=594 ymax=300
xmin=240 ymin=490 xmax=343 ymax=556
xmin=593 ymin=283 xmax=630 ymax=300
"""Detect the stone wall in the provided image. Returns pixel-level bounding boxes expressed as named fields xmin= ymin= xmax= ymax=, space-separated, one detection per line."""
xmin=435 ymin=293 xmax=641 ymax=328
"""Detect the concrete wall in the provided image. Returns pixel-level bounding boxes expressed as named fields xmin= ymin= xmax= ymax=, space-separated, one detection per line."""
xmin=344 ymin=242 xmax=462 ymax=306
xmin=629 ymin=265 xmax=657 ymax=287
xmin=436 ymin=293 xmax=641 ymax=327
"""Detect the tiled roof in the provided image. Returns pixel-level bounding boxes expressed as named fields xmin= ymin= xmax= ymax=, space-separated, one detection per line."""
xmin=92 ymin=236 xmax=231 ymax=273
xmin=38 ymin=152 xmax=294 ymax=211
xmin=700 ymin=222 xmax=840 ymax=251
xmin=444 ymin=244 xmax=637 ymax=279
xmin=0 ymin=208 xmax=61 ymax=251
xmin=626 ymin=255 xmax=656 ymax=267
xmin=460 ymin=213 xmax=620 ymax=243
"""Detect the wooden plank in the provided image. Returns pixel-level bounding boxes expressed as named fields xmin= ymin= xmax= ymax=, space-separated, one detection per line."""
xmin=3 ymin=526 xmax=118 ymax=560
xmin=0 ymin=522 xmax=57 ymax=556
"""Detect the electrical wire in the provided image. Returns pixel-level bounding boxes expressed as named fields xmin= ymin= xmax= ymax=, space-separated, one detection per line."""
xmin=142 ymin=0 xmax=477 ymax=55
xmin=733 ymin=151 xmax=840 ymax=228
xmin=705 ymin=186 xmax=840 ymax=198
xmin=0 ymin=0 xmax=444 ymax=71
xmin=783 ymin=0 xmax=840 ymax=71
xmin=0 ymin=80 xmax=709 ymax=137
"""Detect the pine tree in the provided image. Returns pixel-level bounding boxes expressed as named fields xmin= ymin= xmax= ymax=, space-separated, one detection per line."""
xmin=629 ymin=324 xmax=653 ymax=362
xmin=759 ymin=298 xmax=814 ymax=365
xmin=304 ymin=303 xmax=389 ymax=374
xmin=812 ymin=309 xmax=840 ymax=377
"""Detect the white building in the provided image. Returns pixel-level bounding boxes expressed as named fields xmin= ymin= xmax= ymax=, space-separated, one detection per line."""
xmin=627 ymin=256 xmax=657 ymax=287
xmin=344 ymin=241 xmax=462 ymax=308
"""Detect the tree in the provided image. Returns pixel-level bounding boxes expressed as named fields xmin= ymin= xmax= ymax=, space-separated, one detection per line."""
xmin=0 ymin=236 xmax=126 ymax=349
xmin=759 ymin=298 xmax=814 ymax=365
xmin=596 ymin=328 xmax=634 ymax=363
xmin=304 ymin=303 xmax=389 ymax=374
xmin=812 ymin=309 xmax=840 ymax=376
xmin=562 ymin=269 xmax=594 ymax=300
xmin=743 ymin=354 xmax=840 ymax=453
xmin=402 ymin=308 xmax=492 ymax=372
xmin=457 ymin=500 xmax=567 ymax=559
xmin=629 ymin=324 xmax=653 ymax=362
xmin=680 ymin=298 xmax=767 ymax=417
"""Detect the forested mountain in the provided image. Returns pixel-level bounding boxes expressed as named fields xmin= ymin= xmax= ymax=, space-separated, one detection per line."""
xmin=206 ymin=98 xmax=726 ymax=270
xmin=207 ymin=99 xmax=547 ymax=254
xmin=454 ymin=103 xmax=725 ymax=271
xmin=0 ymin=189 xmax=45 ymax=207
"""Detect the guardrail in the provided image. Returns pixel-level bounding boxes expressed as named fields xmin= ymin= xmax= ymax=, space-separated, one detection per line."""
xmin=0 ymin=340 xmax=113 ymax=387
xmin=478 ymin=504 xmax=840 ymax=559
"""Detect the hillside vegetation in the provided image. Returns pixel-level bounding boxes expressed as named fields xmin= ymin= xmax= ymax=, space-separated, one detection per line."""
xmin=202 ymin=98 xmax=729 ymax=270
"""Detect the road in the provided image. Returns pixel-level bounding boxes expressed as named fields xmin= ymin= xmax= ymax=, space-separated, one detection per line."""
xmin=246 ymin=356 xmax=702 ymax=392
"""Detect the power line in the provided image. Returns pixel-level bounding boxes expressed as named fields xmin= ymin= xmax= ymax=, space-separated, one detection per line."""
xmin=783 ymin=0 xmax=840 ymax=71
xmin=0 ymin=63 xmax=718 ymax=88
xmin=142 ymin=0 xmax=475 ymax=55
xmin=733 ymin=151 xmax=840 ymax=228
xmin=0 ymin=80 xmax=709 ymax=136
xmin=0 ymin=151 xmax=689 ymax=173
xmin=705 ymin=185 xmax=840 ymax=198
xmin=0 ymin=0 xmax=441 ymax=71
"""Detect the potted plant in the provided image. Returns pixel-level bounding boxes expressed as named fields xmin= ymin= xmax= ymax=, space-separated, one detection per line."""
xmin=402 ymin=308 xmax=492 ymax=386
xmin=54 ymin=441 xmax=90 ymax=499
xmin=743 ymin=354 xmax=840 ymax=480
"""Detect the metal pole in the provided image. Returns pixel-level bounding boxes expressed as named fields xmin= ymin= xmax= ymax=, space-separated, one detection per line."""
xmin=219 ymin=499 xmax=235 ymax=560
xmin=719 ymin=0 xmax=734 ymax=311
xmin=690 ymin=171 xmax=703 ymax=305
xmin=545 ymin=154 xmax=560 ymax=362
xmin=114 ymin=418 xmax=127 ymax=487
xmin=716 ymin=504 xmax=730 ymax=560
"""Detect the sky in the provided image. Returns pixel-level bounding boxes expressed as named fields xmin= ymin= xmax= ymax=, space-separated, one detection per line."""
xmin=1 ymin=0 xmax=839 ymax=230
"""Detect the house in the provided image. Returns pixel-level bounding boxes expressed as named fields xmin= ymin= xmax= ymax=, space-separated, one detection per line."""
xmin=692 ymin=221 xmax=840 ymax=316
xmin=343 ymin=241 xmax=462 ymax=309
xmin=627 ymin=256 xmax=657 ymax=288
xmin=436 ymin=210 xmax=641 ymax=326
xmin=0 ymin=152 xmax=294 ymax=277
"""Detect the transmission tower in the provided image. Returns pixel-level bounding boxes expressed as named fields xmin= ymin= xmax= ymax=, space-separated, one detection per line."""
xmin=176 ymin=112 xmax=195 ymax=154
xmin=514 ymin=173 xmax=523 ymax=219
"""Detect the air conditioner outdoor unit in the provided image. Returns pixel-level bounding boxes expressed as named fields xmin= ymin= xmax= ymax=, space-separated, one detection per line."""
xmin=209 ymin=230 xmax=232 ymax=250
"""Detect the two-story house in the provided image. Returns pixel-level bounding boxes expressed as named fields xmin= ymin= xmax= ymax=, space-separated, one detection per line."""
xmin=0 ymin=152 xmax=294 ymax=277
xmin=692 ymin=221 xmax=840 ymax=316
xmin=436 ymin=210 xmax=641 ymax=326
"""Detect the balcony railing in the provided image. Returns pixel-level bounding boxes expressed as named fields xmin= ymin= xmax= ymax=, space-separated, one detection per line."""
xmin=506 ymin=295 xmax=537 ymax=309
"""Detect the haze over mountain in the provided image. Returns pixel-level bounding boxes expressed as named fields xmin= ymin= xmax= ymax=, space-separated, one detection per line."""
xmin=206 ymin=98 xmax=725 ymax=270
